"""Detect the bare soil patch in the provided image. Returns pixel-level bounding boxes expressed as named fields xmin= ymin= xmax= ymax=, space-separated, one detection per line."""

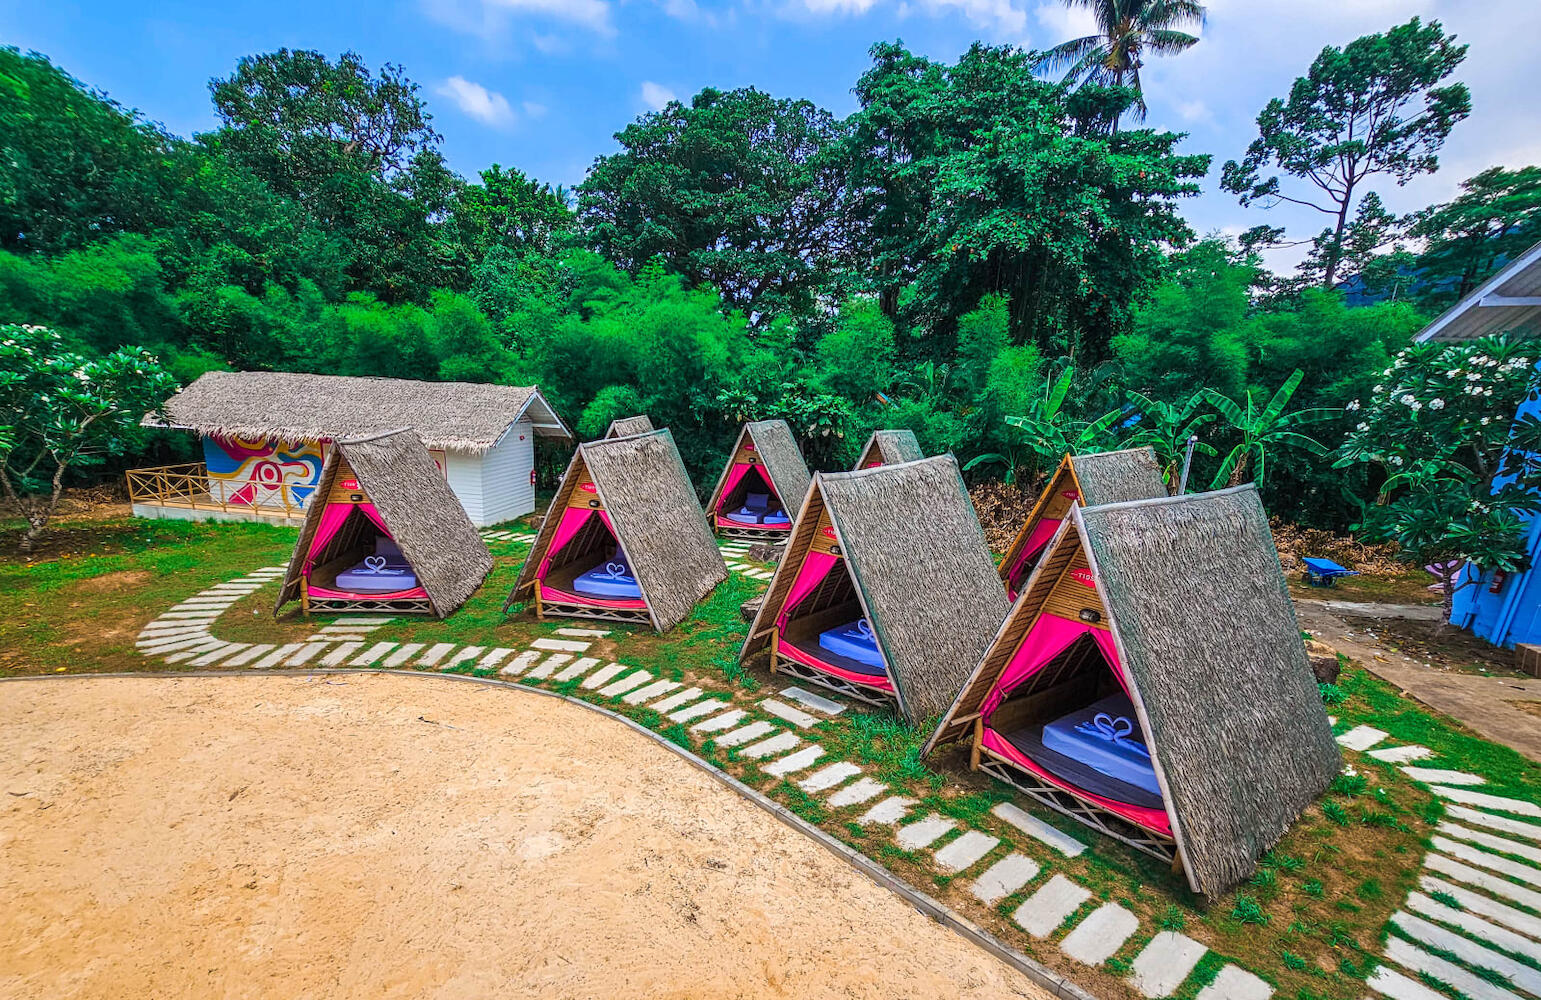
xmin=0 ymin=673 xmax=1048 ymax=1000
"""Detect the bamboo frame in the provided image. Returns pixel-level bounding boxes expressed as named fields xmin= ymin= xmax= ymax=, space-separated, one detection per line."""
xmin=126 ymin=462 xmax=309 ymax=520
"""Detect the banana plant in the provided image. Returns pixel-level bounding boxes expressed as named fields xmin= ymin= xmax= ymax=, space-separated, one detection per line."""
xmin=1202 ymin=369 xmax=1334 ymax=488
xmin=1002 ymin=365 xmax=1125 ymax=467
xmin=1124 ymin=390 xmax=1217 ymax=489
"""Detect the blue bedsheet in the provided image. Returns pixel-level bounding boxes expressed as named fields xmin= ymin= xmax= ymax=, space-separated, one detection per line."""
xmin=1040 ymin=693 xmax=1159 ymax=796
xmin=334 ymin=556 xmax=418 ymax=593
xmin=574 ymin=557 xmax=642 ymax=599
xmin=819 ymin=619 xmax=883 ymax=668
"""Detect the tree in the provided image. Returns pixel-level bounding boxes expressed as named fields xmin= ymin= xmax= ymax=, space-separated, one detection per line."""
xmin=996 ymin=365 xmax=1125 ymax=475
xmin=1202 ymin=370 xmax=1334 ymax=487
xmin=1409 ymin=166 xmax=1541 ymax=308
xmin=0 ymin=324 xmax=178 ymax=553
xmin=814 ymin=298 xmax=897 ymax=403
xmin=1124 ymin=389 xmax=1216 ymax=489
xmin=1221 ymin=18 xmax=1471 ymax=288
xmin=1036 ymin=0 xmax=1206 ymax=122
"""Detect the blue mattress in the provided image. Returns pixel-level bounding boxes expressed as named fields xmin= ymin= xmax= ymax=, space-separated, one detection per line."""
xmin=819 ymin=619 xmax=883 ymax=668
xmin=1040 ymin=693 xmax=1159 ymax=797
xmin=334 ymin=556 xmax=417 ymax=593
xmin=573 ymin=558 xmax=643 ymax=599
xmin=731 ymin=491 xmax=787 ymax=524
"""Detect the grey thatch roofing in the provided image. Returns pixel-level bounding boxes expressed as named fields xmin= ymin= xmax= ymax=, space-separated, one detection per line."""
xmin=705 ymin=419 xmax=812 ymax=513
xmin=275 ymin=429 xmax=493 ymax=617
xmin=742 ymin=455 xmax=1010 ymax=725
xmin=604 ymin=415 xmax=655 ymax=439
xmin=151 ymin=371 xmax=571 ymax=452
xmin=929 ymin=485 xmax=1338 ymax=896
xmin=854 ymin=429 xmax=925 ymax=470
xmin=511 ymin=429 xmax=727 ymax=631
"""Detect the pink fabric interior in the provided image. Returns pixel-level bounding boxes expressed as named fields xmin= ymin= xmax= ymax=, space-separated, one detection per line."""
xmin=1005 ymin=517 xmax=1062 ymax=595
xmin=304 ymin=501 xmax=394 ymax=576
xmin=307 ymin=583 xmax=427 ymax=600
xmin=718 ymin=461 xmax=753 ymax=508
xmin=981 ymin=613 xmax=1124 ymax=719
xmin=980 ymin=727 xmax=1171 ymax=834
xmin=538 ymin=583 xmax=647 ymax=610
xmin=777 ymin=551 xmax=838 ymax=631
xmin=537 ymin=506 xmax=617 ymax=579
xmin=778 ymin=637 xmax=895 ymax=692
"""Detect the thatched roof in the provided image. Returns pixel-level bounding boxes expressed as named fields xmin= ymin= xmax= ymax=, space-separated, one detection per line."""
xmin=151 ymin=371 xmax=571 ymax=453
xmin=929 ymin=486 xmax=1338 ymax=896
xmin=854 ymin=429 xmax=925 ymax=470
xmin=705 ymin=419 xmax=812 ymax=512
xmin=511 ymin=429 xmax=727 ymax=631
xmin=742 ymin=455 xmax=1010 ymax=725
xmin=275 ymin=430 xmax=493 ymax=617
xmin=999 ymin=447 xmax=1167 ymax=582
xmin=604 ymin=415 xmax=655 ymax=439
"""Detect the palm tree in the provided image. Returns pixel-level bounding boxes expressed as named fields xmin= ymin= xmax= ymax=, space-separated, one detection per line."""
xmin=1036 ymin=0 xmax=1206 ymax=122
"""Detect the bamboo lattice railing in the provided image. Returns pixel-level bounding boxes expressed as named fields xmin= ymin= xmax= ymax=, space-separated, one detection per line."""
xmin=125 ymin=463 xmax=307 ymax=520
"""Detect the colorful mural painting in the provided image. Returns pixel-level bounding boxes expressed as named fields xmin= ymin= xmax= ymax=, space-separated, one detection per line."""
xmin=203 ymin=435 xmax=325 ymax=510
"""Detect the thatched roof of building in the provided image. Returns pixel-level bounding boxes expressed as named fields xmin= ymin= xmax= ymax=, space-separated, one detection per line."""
xmin=854 ymin=429 xmax=925 ymax=470
xmin=511 ymin=429 xmax=727 ymax=631
xmin=275 ymin=429 xmax=493 ymax=617
xmin=742 ymin=455 xmax=1010 ymax=725
xmin=150 ymin=371 xmax=571 ymax=453
xmin=705 ymin=419 xmax=812 ymax=512
xmin=929 ymin=486 xmax=1338 ymax=895
xmin=604 ymin=415 xmax=655 ymax=439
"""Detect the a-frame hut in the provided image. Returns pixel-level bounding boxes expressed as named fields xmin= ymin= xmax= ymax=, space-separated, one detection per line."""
xmin=999 ymin=448 xmax=1167 ymax=598
xmin=604 ymin=415 xmax=654 ymax=439
xmin=508 ymin=429 xmax=727 ymax=631
xmin=853 ymin=429 xmax=925 ymax=470
xmin=704 ymin=419 xmax=813 ymax=540
xmin=741 ymin=456 xmax=1010 ymax=723
xmin=275 ymin=430 xmax=493 ymax=617
xmin=926 ymin=486 xmax=1339 ymax=895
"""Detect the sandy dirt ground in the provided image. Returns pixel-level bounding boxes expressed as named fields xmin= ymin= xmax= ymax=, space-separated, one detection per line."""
xmin=0 ymin=673 xmax=1048 ymax=1000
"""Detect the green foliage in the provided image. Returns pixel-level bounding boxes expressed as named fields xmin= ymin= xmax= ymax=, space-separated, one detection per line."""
xmin=1321 ymin=801 xmax=1349 ymax=826
xmin=1036 ymin=0 xmax=1206 ymax=121
xmin=1231 ymin=894 xmax=1270 ymax=925
xmin=1203 ymin=370 xmax=1334 ymax=488
xmin=1410 ymin=166 xmax=1541 ymax=309
xmin=1319 ymin=683 xmax=1345 ymax=705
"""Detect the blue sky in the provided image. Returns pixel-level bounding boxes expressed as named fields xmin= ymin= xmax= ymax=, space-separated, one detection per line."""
xmin=3 ymin=0 xmax=1537 ymax=271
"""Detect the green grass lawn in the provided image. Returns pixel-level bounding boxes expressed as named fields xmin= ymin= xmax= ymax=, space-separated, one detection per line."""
xmin=4 ymin=511 xmax=1538 ymax=1000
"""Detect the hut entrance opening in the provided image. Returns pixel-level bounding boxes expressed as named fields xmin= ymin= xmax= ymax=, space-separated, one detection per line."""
xmin=717 ymin=464 xmax=789 ymax=530
xmin=303 ymin=502 xmax=424 ymax=599
xmin=980 ymin=618 xmax=1169 ymax=835
xmin=774 ymin=551 xmax=892 ymax=692
xmin=537 ymin=506 xmax=644 ymax=608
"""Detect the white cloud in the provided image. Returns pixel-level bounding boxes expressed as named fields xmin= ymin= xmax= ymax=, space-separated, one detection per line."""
xmin=783 ymin=0 xmax=1029 ymax=39
xmin=487 ymin=0 xmax=615 ymax=36
xmin=522 ymin=100 xmax=549 ymax=119
xmin=1176 ymin=99 xmax=1213 ymax=124
xmin=422 ymin=0 xmax=615 ymax=42
xmin=436 ymin=76 xmax=517 ymax=128
xmin=640 ymin=81 xmax=678 ymax=110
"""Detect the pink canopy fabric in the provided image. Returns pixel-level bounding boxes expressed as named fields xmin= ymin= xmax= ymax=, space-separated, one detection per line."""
xmin=981 ymin=613 xmax=1124 ymax=719
xmin=777 ymin=551 xmax=838 ymax=631
xmin=304 ymin=501 xmax=393 ymax=576
xmin=717 ymin=463 xmax=776 ymax=513
xmin=308 ymin=583 xmax=427 ymax=600
xmin=980 ymin=727 xmax=1171 ymax=835
xmin=1005 ymin=517 xmax=1062 ymax=595
xmin=539 ymin=583 xmax=646 ymax=610
xmin=536 ymin=506 xmax=617 ymax=579
xmin=778 ymin=637 xmax=895 ymax=692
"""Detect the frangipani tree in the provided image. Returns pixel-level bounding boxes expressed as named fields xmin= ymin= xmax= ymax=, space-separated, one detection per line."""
xmin=1202 ymin=369 xmax=1334 ymax=488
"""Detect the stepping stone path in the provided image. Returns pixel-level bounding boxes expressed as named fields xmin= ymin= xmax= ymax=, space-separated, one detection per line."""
xmin=1193 ymin=965 xmax=1274 ymax=1000
xmin=992 ymin=802 xmax=1087 ymax=857
xmin=1060 ymin=903 xmax=1138 ymax=966
xmin=933 ymin=830 xmax=998 ymax=873
xmin=896 ymin=813 xmax=957 ymax=851
xmin=758 ymin=699 xmax=820 ymax=729
xmin=1013 ymin=875 xmax=1091 ymax=938
xmin=797 ymin=762 xmax=861 ymax=793
xmin=826 ymin=777 xmax=886 ymax=808
xmin=1129 ymin=932 xmax=1208 ymax=998
xmin=711 ymin=721 xmax=776 ymax=748
xmin=740 ymin=731 xmax=801 ymax=759
xmin=971 ymin=853 xmax=1039 ymax=905
xmin=581 ymin=662 xmax=628 ymax=689
xmin=1335 ymin=724 xmax=1389 ymax=751
xmin=552 ymin=657 xmax=601 ymax=682
xmin=858 ymin=796 xmax=915 ymax=826
xmin=692 ymin=710 xmax=746 ymax=733
xmin=670 ymin=699 xmax=728 ymax=724
xmin=778 ymin=686 xmax=845 ymax=716
xmin=763 ymin=744 xmax=824 ymax=777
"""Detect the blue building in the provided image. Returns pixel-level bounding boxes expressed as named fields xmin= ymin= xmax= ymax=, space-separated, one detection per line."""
xmin=1416 ymin=241 xmax=1541 ymax=648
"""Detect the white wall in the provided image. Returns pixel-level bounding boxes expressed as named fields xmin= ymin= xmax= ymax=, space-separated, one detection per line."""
xmin=443 ymin=449 xmax=486 ymax=527
xmin=478 ymin=419 xmax=536 ymax=526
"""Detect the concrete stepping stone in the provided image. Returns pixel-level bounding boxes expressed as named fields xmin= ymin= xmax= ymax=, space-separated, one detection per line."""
xmin=827 ymin=778 xmax=887 ymax=808
xmin=1432 ymin=786 xmax=1541 ymax=818
xmin=1367 ymin=964 xmax=1451 ymax=1000
xmin=158 ymin=611 xmax=224 ymax=620
xmin=319 ymin=623 xmax=380 ymax=634
xmin=1383 ymin=935 xmax=1517 ymax=1000
xmin=556 ymin=627 xmax=610 ymax=637
xmin=1439 ymin=821 xmax=1541 ymax=865
xmin=1403 ymin=766 xmax=1485 ymax=786
xmin=1129 ymin=931 xmax=1208 ymax=997
xmin=1432 ymin=835 xmax=1541 ymax=886
xmin=500 ymin=650 xmax=544 ymax=678
xmin=1061 ymin=903 xmax=1139 ymax=966
xmin=971 ymin=853 xmax=1039 ymax=905
xmin=526 ymin=653 xmax=572 ymax=679
xmin=1426 ymin=853 xmax=1541 ymax=910
xmin=798 ymin=762 xmax=862 ymax=793
xmin=711 ymin=721 xmax=776 ymax=748
xmin=650 ymin=687 xmax=704 ymax=713
xmin=857 ymin=796 xmax=916 ymax=827
xmin=1012 ymin=874 xmax=1091 ymax=938
xmin=351 ymin=642 xmax=397 ymax=666
xmin=692 ymin=710 xmax=747 ymax=733
xmin=581 ymin=662 xmax=628 ymax=689
xmin=190 ymin=643 xmax=250 ymax=667
xmin=598 ymin=670 xmax=652 ymax=698
xmin=764 ymin=745 xmax=824 ymax=777
xmin=321 ymin=642 xmax=364 ymax=666
xmin=223 ymin=644 xmax=277 ymax=666
xmin=740 ymin=731 xmax=801 ymax=759
xmin=532 ymin=637 xmax=591 ymax=653
xmin=416 ymin=643 xmax=457 ymax=667
xmin=552 ymin=657 xmax=601 ymax=682
xmin=478 ymin=648 xmax=515 ymax=669
xmin=441 ymin=646 xmax=484 ymax=670
xmin=992 ymin=802 xmax=1087 ymax=857
xmin=139 ymin=634 xmax=215 ymax=654
xmin=623 ymin=679 xmax=679 ymax=705
xmin=139 ymin=622 xmax=210 ymax=637
xmin=1193 ymin=964 xmax=1274 ymax=1000
xmin=934 ymin=830 xmax=999 ymax=873
xmin=759 ymin=699 xmax=820 ymax=729
xmin=670 ymin=700 xmax=728 ymax=723
xmin=165 ymin=643 xmax=226 ymax=663
xmin=1419 ymin=875 xmax=1541 ymax=943
xmin=779 ymin=686 xmax=845 ymax=716
xmin=1446 ymin=804 xmax=1541 ymax=842
xmin=381 ymin=643 xmax=424 ymax=668
xmin=308 ymin=634 xmax=366 ymax=643
xmin=340 ymin=616 xmax=394 ymax=625
xmin=1406 ymin=891 xmax=1541 ymax=965
xmin=1335 ymin=725 xmax=1388 ymax=751
xmin=252 ymin=644 xmax=303 ymax=669
xmin=286 ymin=643 xmax=329 ymax=665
